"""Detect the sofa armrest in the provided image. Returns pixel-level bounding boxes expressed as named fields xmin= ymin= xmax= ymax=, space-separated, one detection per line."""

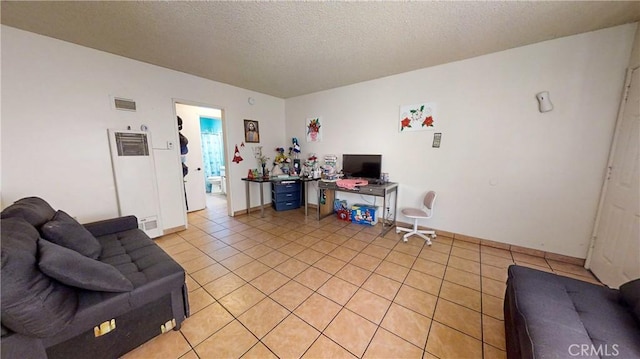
xmin=83 ymin=216 xmax=138 ymax=237
xmin=1 ymin=330 xmax=47 ymax=359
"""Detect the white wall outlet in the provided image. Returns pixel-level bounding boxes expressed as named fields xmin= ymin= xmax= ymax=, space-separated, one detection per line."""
xmin=167 ymin=141 xmax=174 ymax=150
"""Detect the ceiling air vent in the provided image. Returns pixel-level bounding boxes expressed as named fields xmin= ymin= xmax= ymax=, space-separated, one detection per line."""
xmin=114 ymin=97 xmax=137 ymax=111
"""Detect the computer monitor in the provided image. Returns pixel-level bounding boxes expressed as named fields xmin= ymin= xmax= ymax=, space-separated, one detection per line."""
xmin=342 ymin=154 xmax=382 ymax=180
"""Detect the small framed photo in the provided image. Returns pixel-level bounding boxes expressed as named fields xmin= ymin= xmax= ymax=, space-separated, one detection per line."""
xmin=244 ymin=119 xmax=260 ymax=143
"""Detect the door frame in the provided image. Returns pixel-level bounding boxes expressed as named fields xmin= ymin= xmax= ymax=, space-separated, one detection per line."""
xmin=172 ymin=98 xmax=233 ymax=218
xmin=585 ymin=66 xmax=637 ymax=269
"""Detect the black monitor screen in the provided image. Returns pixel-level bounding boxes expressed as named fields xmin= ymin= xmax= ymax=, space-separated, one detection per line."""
xmin=342 ymin=154 xmax=382 ymax=180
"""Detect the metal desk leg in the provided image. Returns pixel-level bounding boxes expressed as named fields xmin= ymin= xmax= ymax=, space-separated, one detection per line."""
xmin=393 ymin=188 xmax=398 ymax=227
xmin=245 ymin=181 xmax=250 ymax=215
xmin=317 ymin=188 xmax=321 ymax=220
xmin=259 ymin=182 xmax=265 ymax=218
xmin=382 ymin=193 xmax=388 ymax=236
xmin=304 ymin=181 xmax=308 ymax=216
xmin=380 ymin=186 xmax=398 ymax=237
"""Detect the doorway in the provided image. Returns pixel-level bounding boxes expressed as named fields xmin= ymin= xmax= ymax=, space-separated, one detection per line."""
xmin=174 ymin=101 xmax=231 ymax=217
xmin=586 ymin=67 xmax=640 ymax=288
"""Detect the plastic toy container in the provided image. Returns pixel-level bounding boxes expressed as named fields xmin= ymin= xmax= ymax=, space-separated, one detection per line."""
xmin=350 ymin=204 xmax=377 ymax=225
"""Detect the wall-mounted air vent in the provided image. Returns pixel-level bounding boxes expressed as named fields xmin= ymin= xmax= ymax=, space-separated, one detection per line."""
xmin=114 ymin=97 xmax=137 ymax=111
xmin=139 ymin=216 xmax=159 ymax=233
xmin=114 ymin=132 xmax=149 ymax=156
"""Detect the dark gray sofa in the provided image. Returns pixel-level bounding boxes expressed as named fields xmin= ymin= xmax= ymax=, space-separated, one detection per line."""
xmin=1 ymin=197 xmax=189 ymax=359
xmin=504 ymin=264 xmax=640 ymax=359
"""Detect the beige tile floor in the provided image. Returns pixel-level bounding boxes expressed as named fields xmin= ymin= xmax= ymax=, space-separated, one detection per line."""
xmin=123 ymin=194 xmax=600 ymax=359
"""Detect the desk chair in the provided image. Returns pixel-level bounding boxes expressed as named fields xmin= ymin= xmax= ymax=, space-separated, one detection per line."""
xmin=396 ymin=191 xmax=437 ymax=245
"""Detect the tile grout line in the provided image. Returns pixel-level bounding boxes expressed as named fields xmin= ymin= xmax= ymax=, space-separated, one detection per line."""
xmin=348 ymin=234 xmax=426 ymax=357
xmin=236 ymin=222 xmax=368 ymax=358
xmin=172 ymin=203 xmax=515 ymax=359
xmin=256 ymin=223 xmax=371 ymax=358
xmin=421 ymin=237 xmax=452 ymax=357
xmin=172 ymin=202 xmax=596 ymax=358
xmin=294 ymin=227 xmax=390 ymax=358
xmin=479 ymin=243 xmax=487 ymax=359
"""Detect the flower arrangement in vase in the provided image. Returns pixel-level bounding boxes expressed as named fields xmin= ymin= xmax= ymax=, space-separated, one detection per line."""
xmin=253 ymin=146 xmax=270 ymax=178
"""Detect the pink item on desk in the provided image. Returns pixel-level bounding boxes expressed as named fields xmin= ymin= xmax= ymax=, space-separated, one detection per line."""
xmin=336 ymin=178 xmax=368 ymax=190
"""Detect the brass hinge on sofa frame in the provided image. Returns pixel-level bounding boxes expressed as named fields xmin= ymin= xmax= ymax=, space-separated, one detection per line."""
xmin=160 ymin=318 xmax=176 ymax=334
xmin=94 ymin=319 xmax=116 ymax=337
xmin=161 ymin=319 xmax=176 ymax=333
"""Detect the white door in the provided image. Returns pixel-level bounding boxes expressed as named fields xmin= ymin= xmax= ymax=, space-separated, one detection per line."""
xmin=588 ymin=67 xmax=640 ymax=288
xmin=176 ymin=104 xmax=207 ymax=212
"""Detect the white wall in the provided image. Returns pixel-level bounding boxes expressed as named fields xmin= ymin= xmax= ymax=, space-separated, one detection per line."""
xmin=630 ymin=23 xmax=640 ymax=69
xmin=1 ymin=25 xmax=285 ymax=227
xmin=2 ymin=23 xmax=635 ymax=258
xmin=285 ymin=23 xmax=637 ymax=258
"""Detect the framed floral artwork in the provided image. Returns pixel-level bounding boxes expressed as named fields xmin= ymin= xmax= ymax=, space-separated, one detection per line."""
xmin=306 ymin=117 xmax=322 ymax=142
xmin=399 ymin=103 xmax=436 ymax=132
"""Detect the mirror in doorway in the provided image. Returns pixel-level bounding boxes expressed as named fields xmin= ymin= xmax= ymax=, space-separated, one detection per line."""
xmin=200 ymin=117 xmax=226 ymax=195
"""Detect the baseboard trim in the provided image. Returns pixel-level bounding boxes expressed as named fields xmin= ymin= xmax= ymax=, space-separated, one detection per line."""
xmin=395 ymin=220 xmax=585 ymax=266
xmin=231 ymin=210 xmax=585 ymax=267
xmin=233 ymin=204 xmax=271 ymax=217
xmin=163 ymin=225 xmax=186 ymax=235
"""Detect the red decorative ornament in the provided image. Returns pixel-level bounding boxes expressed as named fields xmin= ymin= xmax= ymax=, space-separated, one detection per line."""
xmin=232 ymin=145 xmax=243 ymax=163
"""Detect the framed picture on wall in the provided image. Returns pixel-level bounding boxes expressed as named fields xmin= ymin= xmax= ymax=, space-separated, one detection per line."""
xmin=244 ymin=119 xmax=260 ymax=143
xmin=399 ymin=102 xmax=436 ymax=132
xmin=306 ymin=117 xmax=322 ymax=142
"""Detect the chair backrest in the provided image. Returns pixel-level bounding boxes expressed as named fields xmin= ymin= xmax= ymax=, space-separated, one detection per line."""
xmin=423 ymin=191 xmax=437 ymax=214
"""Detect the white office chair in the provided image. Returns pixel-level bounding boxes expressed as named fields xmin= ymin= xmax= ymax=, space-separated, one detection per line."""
xmin=396 ymin=190 xmax=437 ymax=245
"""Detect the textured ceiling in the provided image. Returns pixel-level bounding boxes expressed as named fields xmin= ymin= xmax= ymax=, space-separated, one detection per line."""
xmin=2 ymin=1 xmax=639 ymax=98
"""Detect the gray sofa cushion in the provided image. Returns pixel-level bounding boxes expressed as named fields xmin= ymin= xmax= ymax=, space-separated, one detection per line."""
xmin=620 ymin=279 xmax=640 ymax=323
xmin=507 ymin=265 xmax=640 ymax=359
xmin=0 ymin=218 xmax=77 ymax=338
xmin=83 ymin=215 xmax=139 ymax=238
xmin=0 ymin=197 xmax=56 ymax=227
xmin=38 ymin=238 xmax=133 ymax=292
xmin=41 ymin=210 xmax=101 ymax=259
xmin=97 ymin=229 xmax=185 ymax=306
